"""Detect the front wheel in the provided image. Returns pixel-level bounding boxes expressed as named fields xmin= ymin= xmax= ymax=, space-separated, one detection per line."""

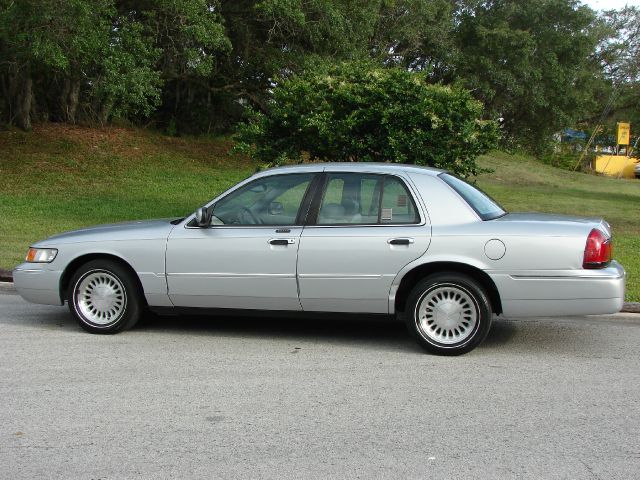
xmin=67 ymin=259 xmax=142 ymax=334
xmin=405 ymin=272 xmax=492 ymax=355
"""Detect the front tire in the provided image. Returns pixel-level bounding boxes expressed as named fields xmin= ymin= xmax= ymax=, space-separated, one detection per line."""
xmin=405 ymin=272 xmax=492 ymax=355
xmin=67 ymin=259 xmax=142 ymax=334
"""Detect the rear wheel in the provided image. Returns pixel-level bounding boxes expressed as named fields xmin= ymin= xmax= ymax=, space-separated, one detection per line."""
xmin=67 ymin=259 xmax=142 ymax=334
xmin=405 ymin=272 xmax=492 ymax=355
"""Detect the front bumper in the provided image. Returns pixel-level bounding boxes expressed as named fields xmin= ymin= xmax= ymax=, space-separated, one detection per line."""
xmin=490 ymin=261 xmax=626 ymax=317
xmin=13 ymin=263 xmax=64 ymax=306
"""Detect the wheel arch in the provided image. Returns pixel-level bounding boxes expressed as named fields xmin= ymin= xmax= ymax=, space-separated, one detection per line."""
xmin=59 ymin=253 xmax=147 ymax=306
xmin=393 ymin=261 xmax=502 ymax=316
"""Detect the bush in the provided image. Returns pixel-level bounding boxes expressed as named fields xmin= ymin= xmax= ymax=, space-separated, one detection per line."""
xmin=235 ymin=62 xmax=499 ymax=176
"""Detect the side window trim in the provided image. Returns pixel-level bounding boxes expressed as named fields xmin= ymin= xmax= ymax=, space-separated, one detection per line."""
xmin=305 ymin=172 xmax=328 ymax=226
xmin=295 ymin=173 xmax=324 ymax=225
xmin=306 ymin=172 xmax=422 ymax=227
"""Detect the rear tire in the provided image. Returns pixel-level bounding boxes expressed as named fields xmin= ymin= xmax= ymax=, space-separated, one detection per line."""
xmin=67 ymin=259 xmax=142 ymax=334
xmin=404 ymin=272 xmax=492 ymax=355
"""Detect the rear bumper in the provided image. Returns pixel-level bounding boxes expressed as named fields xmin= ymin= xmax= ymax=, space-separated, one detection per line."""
xmin=13 ymin=263 xmax=63 ymax=306
xmin=490 ymin=261 xmax=625 ymax=317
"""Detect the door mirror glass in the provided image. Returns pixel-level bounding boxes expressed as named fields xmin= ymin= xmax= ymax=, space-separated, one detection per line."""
xmin=268 ymin=201 xmax=284 ymax=215
xmin=194 ymin=207 xmax=211 ymax=227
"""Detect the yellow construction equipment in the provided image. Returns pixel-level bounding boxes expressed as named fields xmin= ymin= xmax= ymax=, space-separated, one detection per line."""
xmin=594 ymin=122 xmax=638 ymax=178
xmin=594 ymin=155 xmax=638 ymax=178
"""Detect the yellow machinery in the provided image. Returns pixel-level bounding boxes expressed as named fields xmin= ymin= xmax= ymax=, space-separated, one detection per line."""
xmin=594 ymin=122 xmax=638 ymax=178
xmin=594 ymin=155 xmax=638 ymax=178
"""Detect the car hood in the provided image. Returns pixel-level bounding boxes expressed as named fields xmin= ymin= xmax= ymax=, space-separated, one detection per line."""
xmin=33 ymin=219 xmax=180 ymax=246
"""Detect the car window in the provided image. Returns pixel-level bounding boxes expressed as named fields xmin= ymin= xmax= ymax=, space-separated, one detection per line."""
xmin=317 ymin=173 xmax=419 ymax=225
xmin=212 ymin=173 xmax=313 ymax=225
xmin=439 ymin=173 xmax=506 ymax=220
xmin=380 ymin=176 xmax=420 ymax=224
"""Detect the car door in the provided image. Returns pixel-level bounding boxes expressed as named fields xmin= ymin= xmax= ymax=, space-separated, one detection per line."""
xmin=166 ymin=172 xmax=318 ymax=310
xmin=297 ymin=172 xmax=431 ymax=313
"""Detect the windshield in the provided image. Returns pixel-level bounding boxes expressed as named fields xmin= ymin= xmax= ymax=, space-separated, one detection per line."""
xmin=439 ymin=173 xmax=506 ymax=221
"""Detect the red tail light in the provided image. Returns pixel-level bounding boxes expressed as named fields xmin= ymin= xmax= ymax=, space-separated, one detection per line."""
xmin=583 ymin=228 xmax=612 ymax=269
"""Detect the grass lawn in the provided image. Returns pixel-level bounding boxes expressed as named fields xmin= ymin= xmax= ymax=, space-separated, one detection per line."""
xmin=1 ymin=124 xmax=638 ymax=301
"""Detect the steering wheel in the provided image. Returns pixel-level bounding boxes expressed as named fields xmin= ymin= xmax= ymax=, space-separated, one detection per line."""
xmin=238 ymin=206 xmax=261 ymax=225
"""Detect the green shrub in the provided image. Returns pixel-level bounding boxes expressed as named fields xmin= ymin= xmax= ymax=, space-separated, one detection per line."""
xmin=235 ymin=62 xmax=500 ymax=177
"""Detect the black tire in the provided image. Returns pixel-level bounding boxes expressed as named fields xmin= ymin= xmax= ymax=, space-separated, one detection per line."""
xmin=67 ymin=259 xmax=143 ymax=334
xmin=404 ymin=272 xmax=492 ymax=355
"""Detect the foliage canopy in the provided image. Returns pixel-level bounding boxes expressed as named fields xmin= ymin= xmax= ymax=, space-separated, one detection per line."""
xmin=236 ymin=62 xmax=499 ymax=176
xmin=0 ymin=0 xmax=636 ymax=154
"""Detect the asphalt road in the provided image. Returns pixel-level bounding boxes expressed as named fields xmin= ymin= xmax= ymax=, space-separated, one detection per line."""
xmin=1 ymin=286 xmax=639 ymax=479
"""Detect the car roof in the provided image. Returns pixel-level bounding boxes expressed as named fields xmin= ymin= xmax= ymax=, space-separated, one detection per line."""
xmin=252 ymin=162 xmax=445 ymax=178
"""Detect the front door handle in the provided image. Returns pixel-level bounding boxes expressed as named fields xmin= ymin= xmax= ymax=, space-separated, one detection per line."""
xmin=269 ymin=238 xmax=295 ymax=246
xmin=388 ymin=238 xmax=414 ymax=246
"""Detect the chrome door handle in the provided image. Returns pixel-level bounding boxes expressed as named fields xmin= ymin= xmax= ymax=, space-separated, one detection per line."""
xmin=388 ymin=238 xmax=414 ymax=245
xmin=269 ymin=238 xmax=295 ymax=246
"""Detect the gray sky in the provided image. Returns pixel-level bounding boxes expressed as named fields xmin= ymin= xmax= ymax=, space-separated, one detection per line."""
xmin=583 ymin=0 xmax=639 ymax=10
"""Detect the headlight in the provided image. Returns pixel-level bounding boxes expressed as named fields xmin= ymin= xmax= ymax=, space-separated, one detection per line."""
xmin=25 ymin=248 xmax=58 ymax=263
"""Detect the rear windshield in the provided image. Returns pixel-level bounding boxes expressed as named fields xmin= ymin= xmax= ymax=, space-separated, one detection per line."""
xmin=439 ymin=173 xmax=506 ymax=221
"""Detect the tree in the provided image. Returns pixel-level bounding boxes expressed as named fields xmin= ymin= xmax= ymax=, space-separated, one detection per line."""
xmin=0 ymin=0 xmax=70 ymax=129
xmin=0 ymin=0 xmax=626 ymax=154
xmin=0 ymin=0 xmax=161 ymax=128
xmin=122 ymin=0 xmax=231 ymax=131
xmin=236 ymin=62 xmax=499 ymax=176
xmin=368 ymin=0 xmax=455 ymax=79
xmin=589 ymin=6 xmax=640 ymax=132
xmin=451 ymin=0 xmax=603 ymax=152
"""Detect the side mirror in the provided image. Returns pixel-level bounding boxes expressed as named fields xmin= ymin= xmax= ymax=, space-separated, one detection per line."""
xmin=194 ymin=207 xmax=212 ymax=227
xmin=268 ymin=201 xmax=284 ymax=215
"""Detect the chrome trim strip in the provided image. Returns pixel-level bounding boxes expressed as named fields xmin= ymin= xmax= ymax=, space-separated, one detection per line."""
xmin=303 ymin=222 xmax=426 ymax=228
xmin=167 ymin=272 xmax=295 ymax=278
xmin=510 ymin=274 xmax=625 ymax=280
xmin=186 ymin=222 xmax=427 ymax=230
xmin=298 ymin=274 xmax=390 ymax=279
xmin=185 ymin=224 xmax=303 ymax=230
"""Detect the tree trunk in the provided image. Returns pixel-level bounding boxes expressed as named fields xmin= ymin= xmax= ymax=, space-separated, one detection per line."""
xmin=99 ymin=99 xmax=113 ymax=125
xmin=60 ymin=78 xmax=81 ymax=123
xmin=59 ymin=78 xmax=70 ymax=121
xmin=15 ymin=72 xmax=33 ymax=131
xmin=67 ymin=79 xmax=80 ymax=123
xmin=0 ymin=74 xmax=11 ymax=123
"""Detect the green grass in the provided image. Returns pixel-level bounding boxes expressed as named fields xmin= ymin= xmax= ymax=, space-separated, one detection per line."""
xmin=1 ymin=125 xmax=638 ymax=301
xmin=0 ymin=124 xmax=254 ymax=272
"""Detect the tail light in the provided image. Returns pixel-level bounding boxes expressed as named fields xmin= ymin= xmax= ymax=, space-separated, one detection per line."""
xmin=583 ymin=228 xmax=612 ymax=269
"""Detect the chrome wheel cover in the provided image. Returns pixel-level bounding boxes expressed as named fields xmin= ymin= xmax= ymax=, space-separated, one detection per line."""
xmin=74 ymin=271 xmax=127 ymax=326
xmin=416 ymin=284 xmax=478 ymax=345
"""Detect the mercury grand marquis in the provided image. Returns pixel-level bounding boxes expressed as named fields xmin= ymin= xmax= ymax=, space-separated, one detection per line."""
xmin=14 ymin=163 xmax=626 ymax=355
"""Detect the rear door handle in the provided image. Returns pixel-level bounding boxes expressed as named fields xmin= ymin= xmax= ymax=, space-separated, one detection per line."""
xmin=388 ymin=238 xmax=414 ymax=245
xmin=269 ymin=238 xmax=295 ymax=246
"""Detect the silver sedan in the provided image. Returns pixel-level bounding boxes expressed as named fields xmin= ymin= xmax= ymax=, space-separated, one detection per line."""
xmin=14 ymin=163 xmax=625 ymax=355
